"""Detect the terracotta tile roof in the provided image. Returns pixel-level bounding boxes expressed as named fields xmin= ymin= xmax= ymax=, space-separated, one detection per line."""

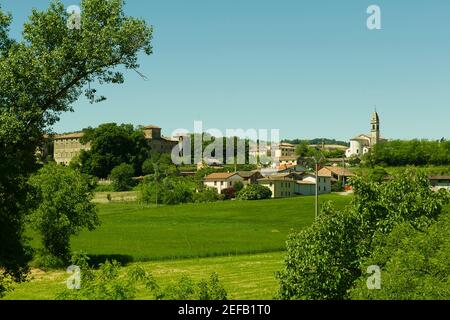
xmin=143 ymin=125 xmax=161 ymax=129
xmin=237 ymin=171 xmax=260 ymax=179
xmin=321 ymin=166 xmax=356 ymax=177
xmin=204 ymin=172 xmax=238 ymax=180
xmin=258 ymin=176 xmax=296 ymax=182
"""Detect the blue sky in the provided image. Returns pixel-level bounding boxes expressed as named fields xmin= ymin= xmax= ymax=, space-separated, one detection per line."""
xmin=2 ymin=0 xmax=450 ymax=141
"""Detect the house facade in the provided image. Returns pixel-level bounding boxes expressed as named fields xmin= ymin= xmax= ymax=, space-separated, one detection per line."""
xmin=204 ymin=173 xmax=244 ymax=194
xmin=297 ymin=173 xmax=332 ymax=195
xmin=257 ymin=176 xmax=296 ymax=198
xmin=53 ymin=132 xmax=91 ymax=165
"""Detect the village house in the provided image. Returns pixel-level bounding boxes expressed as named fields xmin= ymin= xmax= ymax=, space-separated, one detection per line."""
xmin=203 ymin=172 xmax=244 ymax=194
xmin=237 ymin=171 xmax=264 ymax=185
xmin=296 ymin=172 xmax=332 ymax=196
xmin=257 ymin=176 xmax=296 ymax=198
xmin=318 ymin=166 xmax=356 ymax=187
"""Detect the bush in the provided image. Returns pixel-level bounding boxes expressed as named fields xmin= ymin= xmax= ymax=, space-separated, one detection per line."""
xmin=233 ymin=181 xmax=244 ymax=192
xmin=193 ymin=188 xmax=224 ymax=203
xmin=221 ymin=187 xmax=237 ymax=200
xmin=236 ymin=184 xmax=272 ymax=200
xmin=110 ymin=163 xmax=135 ymax=191
xmin=156 ymin=273 xmax=228 ymax=300
xmin=139 ymin=177 xmax=194 ymax=205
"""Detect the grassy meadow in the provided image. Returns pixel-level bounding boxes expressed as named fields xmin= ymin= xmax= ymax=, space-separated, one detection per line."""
xmin=6 ymin=194 xmax=352 ymax=300
xmin=29 ymin=194 xmax=352 ymax=262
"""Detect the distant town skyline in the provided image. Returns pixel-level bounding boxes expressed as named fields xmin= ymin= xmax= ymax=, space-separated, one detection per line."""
xmin=3 ymin=0 xmax=450 ymax=141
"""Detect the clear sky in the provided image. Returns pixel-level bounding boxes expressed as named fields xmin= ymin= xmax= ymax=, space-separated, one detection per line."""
xmin=2 ymin=0 xmax=450 ymax=141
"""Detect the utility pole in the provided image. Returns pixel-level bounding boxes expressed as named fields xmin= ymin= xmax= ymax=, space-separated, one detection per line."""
xmin=312 ymin=151 xmax=325 ymax=220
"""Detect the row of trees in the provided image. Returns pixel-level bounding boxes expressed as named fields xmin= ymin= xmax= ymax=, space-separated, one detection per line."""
xmin=277 ymin=170 xmax=450 ymax=300
xmin=366 ymin=139 xmax=450 ymax=166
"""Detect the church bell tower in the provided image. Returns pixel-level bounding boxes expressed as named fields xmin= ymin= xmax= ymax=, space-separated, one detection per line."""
xmin=370 ymin=110 xmax=380 ymax=146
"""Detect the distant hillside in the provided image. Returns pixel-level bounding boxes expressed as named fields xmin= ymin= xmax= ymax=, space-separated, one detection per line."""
xmin=282 ymin=138 xmax=349 ymax=147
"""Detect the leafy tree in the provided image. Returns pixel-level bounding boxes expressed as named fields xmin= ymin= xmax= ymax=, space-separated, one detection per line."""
xmin=0 ymin=0 xmax=152 ymax=283
xmin=368 ymin=140 xmax=450 ymax=166
xmin=295 ymin=141 xmax=312 ymax=157
xmin=142 ymin=153 xmax=178 ymax=177
xmin=28 ymin=163 xmax=100 ymax=264
xmin=80 ymin=123 xmax=150 ymax=178
xmin=277 ymin=170 xmax=449 ymax=300
xmin=110 ymin=163 xmax=135 ymax=191
xmin=139 ymin=176 xmax=194 ymax=206
xmin=236 ymin=184 xmax=272 ymax=200
xmin=351 ymin=211 xmax=450 ymax=300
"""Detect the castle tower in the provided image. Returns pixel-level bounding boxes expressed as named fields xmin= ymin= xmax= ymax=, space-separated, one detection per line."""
xmin=370 ymin=111 xmax=380 ymax=146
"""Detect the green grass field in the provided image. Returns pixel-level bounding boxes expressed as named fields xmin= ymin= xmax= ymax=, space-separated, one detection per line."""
xmin=6 ymin=194 xmax=352 ymax=300
xmin=29 ymin=194 xmax=351 ymax=263
xmin=4 ymin=252 xmax=285 ymax=300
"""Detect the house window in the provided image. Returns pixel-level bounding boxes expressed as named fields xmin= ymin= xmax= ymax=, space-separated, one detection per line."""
xmin=214 ymin=181 xmax=217 ymax=186
xmin=221 ymin=181 xmax=224 ymax=186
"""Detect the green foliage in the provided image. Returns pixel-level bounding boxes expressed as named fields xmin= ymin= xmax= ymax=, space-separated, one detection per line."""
xmin=277 ymin=170 xmax=450 ymax=300
xmin=368 ymin=139 xmax=450 ymax=166
xmin=110 ymin=163 xmax=135 ymax=192
xmin=233 ymin=181 xmax=244 ymax=192
xmin=28 ymin=163 xmax=100 ymax=263
xmin=369 ymin=166 xmax=389 ymax=183
xmin=0 ymin=0 xmax=152 ymax=284
xmin=57 ymin=254 xmax=157 ymax=300
xmin=237 ymin=184 xmax=272 ymax=200
xmin=350 ymin=211 xmax=450 ymax=300
xmin=57 ymin=252 xmax=227 ymax=301
xmin=0 ymin=271 xmax=14 ymax=298
xmin=139 ymin=176 xmax=194 ymax=205
xmin=193 ymin=188 xmax=224 ymax=203
xmin=156 ymin=273 xmax=227 ymax=300
xmin=80 ymin=123 xmax=150 ymax=178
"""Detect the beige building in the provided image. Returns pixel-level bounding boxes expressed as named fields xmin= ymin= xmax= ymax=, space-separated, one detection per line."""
xmin=204 ymin=173 xmax=244 ymax=194
xmin=257 ymin=176 xmax=296 ymax=198
xmin=54 ymin=132 xmax=90 ymax=165
xmin=53 ymin=124 xmax=178 ymax=166
xmin=296 ymin=173 xmax=332 ymax=195
xmin=142 ymin=125 xmax=178 ymax=154
xmin=273 ymin=143 xmax=297 ymax=162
